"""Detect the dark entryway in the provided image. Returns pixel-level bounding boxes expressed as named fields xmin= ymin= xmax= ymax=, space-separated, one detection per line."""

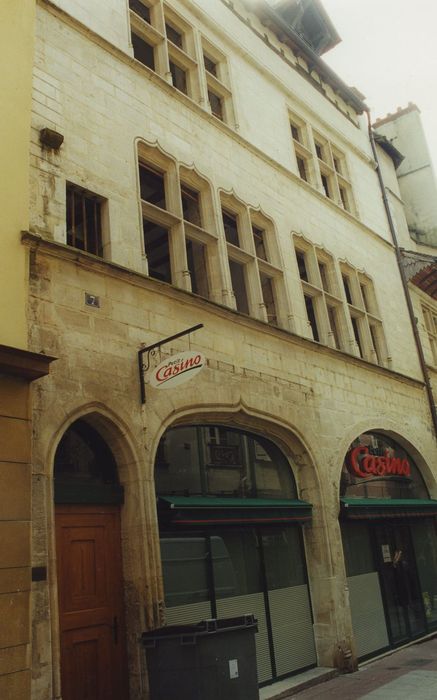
xmin=54 ymin=419 xmax=128 ymax=700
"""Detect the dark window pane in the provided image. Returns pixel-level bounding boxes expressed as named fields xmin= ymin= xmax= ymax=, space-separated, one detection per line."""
xmin=342 ymin=275 xmax=353 ymax=303
xmin=229 ymin=259 xmax=249 ymax=314
xmin=253 ymin=225 xmax=267 ymax=260
xmin=208 ymin=90 xmax=223 ymax=120
xmin=340 ymin=186 xmax=349 ymax=210
xmin=203 ymin=53 xmax=217 ymax=76
xmin=297 ymin=156 xmax=308 ymax=181
xmin=155 ymin=426 xmax=201 ymax=495
xmin=143 ymin=220 xmax=171 ymax=283
xmin=341 ymin=522 xmax=375 ymax=577
xmin=360 ymin=284 xmax=370 ymax=311
xmin=169 ymin=61 xmax=187 ymax=94
xmin=165 ymin=22 xmax=183 ymax=48
xmin=411 ymin=520 xmax=437 ymax=628
xmin=212 ymin=532 xmax=262 ymax=598
xmin=66 ymin=185 xmax=103 ymax=256
xmin=251 ymin=436 xmax=295 ymax=499
xmin=129 ymin=0 xmax=150 ymax=23
xmin=328 ymin=306 xmax=340 ymax=349
xmin=203 ymin=427 xmax=245 ymax=496
xmin=263 ymin=528 xmax=306 ymax=589
xmin=131 ymin=31 xmax=155 ymax=70
xmin=351 ymin=316 xmax=363 ymax=357
xmin=222 ymin=211 xmax=239 ymax=246
xmin=261 ymin=275 xmax=277 ymax=325
xmin=333 ymin=156 xmax=341 ymax=173
xmin=318 ymin=262 xmax=329 ymax=291
xmin=161 ymin=536 xmax=209 ymax=606
xmin=186 ymin=239 xmax=209 ymax=298
xmin=321 ymin=173 xmax=331 ymax=198
xmin=296 ymin=251 xmax=308 ymax=281
xmin=181 ymin=185 xmax=201 ymax=226
xmin=304 ymin=295 xmax=319 ymax=342
xmin=370 ymin=325 xmax=382 ymax=364
xmin=315 ymin=143 xmax=323 ymax=160
xmin=290 ymin=123 xmax=300 ymax=142
xmin=54 ymin=419 xmax=118 ymax=485
xmin=139 ymin=164 xmax=166 ymax=208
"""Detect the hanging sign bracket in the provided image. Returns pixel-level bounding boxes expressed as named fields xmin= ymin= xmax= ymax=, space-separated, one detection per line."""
xmin=138 ymin=323 xmax=204 ymax=403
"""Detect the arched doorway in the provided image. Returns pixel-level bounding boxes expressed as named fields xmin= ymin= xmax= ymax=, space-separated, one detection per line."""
xmin=54 ymin=418 xmax=129 ymax=700
xmin=154 ymin=423 xmax=317 ymax=686
xmin=340 ymin=431 xmax=437 ymax=659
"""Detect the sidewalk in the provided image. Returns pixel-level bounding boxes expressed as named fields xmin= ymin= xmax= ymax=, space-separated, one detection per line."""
xmin=288 ymin=636 xmax=437 ymax=699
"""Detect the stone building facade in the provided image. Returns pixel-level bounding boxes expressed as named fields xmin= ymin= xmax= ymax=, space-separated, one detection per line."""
xmin=15 ymin=0 xmax=437 ymax=698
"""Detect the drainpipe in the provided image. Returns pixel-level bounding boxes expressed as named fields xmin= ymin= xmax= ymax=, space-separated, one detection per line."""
xmin=366 ymin=109 xmax=437 ymax=437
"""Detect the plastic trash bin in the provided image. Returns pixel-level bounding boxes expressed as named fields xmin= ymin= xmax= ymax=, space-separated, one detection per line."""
xmin=141 ymin=614 xmax=259 ymax=700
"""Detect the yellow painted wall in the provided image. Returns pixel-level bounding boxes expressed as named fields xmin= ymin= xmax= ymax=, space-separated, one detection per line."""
xmin=0 ymin=1 xmax=35 ymax=349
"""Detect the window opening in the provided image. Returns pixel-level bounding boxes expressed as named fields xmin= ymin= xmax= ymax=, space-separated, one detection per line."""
xmin=203 ymin=53 xmax=218 ymax=76
xmin=296 ymin=250 xmax=309 ymax=281
xmin=165 ymin=22 xmax=183 ymax=48
xmin=129 ymin=0 xmax=151 ymax=23
xmin=261 ymin=275 xmax=278 ymax=326
xmin=181 ymin=185 xmax=201 ymax=226
xmin=342 ymin=275 xmax=353 ymax=304
xmin=304 ymin=295 xmax=319 ymax=342
xmin=297 ymin=156 xmax=308 ymax=182
xmin=186 ymin=238 xmax=209 ymax=298
xmin=143 ymin=220 xmax=171 ymax=283
xmin=229 ymin=260 xmax=249 ymax=314
xmin=208 ymin=90 xmax=223 ymax=121
xmin=253 ymin=225 xmax=267 ymax=260
xmin=351 ymin=317 xmax=363 ymax=357
xmin=222 ymin=210 xmax=240 ymax=246
xmin=139 ymin=164 xmax=166 ymax=208
xmin=327 ymin=306 xmax=341 ymax=349
xmin=169 ymin=60 xmax=188 ymax=94
xmin=66 ymin=185 xmax=103 ymax=257
xmin=131 ymin=31 xmax=155 ymax=71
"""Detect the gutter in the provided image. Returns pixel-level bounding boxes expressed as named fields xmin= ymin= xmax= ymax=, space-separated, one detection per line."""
xmin=366 ymin=110 xmax=437 ymax=437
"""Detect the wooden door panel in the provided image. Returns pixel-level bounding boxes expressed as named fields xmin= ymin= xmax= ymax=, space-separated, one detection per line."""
xmin=56 ymin=505 xmax=128 ymax=700
xmin=61 ymin=625 xmax=112 ymax=700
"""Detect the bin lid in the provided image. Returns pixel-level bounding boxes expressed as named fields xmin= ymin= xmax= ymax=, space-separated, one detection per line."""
xmin=141 ymin=615 xmax=258 ymax=645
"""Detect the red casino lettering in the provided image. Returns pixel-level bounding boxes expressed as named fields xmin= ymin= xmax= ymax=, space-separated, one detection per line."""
xmin=348 ymin=446 xmax=410 ymax=479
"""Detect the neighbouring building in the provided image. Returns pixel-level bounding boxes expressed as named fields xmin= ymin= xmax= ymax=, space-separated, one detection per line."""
xmin=3 ymin=0 xmax=437 ymax=698
xmin=0 ymin=3 xmax=54 ymax=699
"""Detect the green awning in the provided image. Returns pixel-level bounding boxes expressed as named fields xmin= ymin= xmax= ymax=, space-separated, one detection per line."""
xmin=158 ymin=496 xmax=312 ymax=527
xmin=340 ymin=497 xmax=437 ymax=520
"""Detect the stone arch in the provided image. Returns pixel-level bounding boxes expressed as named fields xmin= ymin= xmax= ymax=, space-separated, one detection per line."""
xmin=45 ymin=403 xmax=152 ymax=700
xmin=148 ymin=402 xmax=351 ymax=668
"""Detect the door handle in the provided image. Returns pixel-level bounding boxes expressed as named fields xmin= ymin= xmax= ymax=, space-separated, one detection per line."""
xmin=112 ymin=616 xmax=118 ymax=644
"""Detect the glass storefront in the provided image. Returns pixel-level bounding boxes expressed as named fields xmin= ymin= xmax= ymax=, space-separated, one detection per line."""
xmin=341 ymin=432 xmax=437 ymax=659
xmin=155 ymin=425 xmax=316 ymax=685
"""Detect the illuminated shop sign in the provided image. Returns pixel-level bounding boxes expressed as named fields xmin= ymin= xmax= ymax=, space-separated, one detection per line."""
xmin=348 ymin=445 xmax=411 ymax=479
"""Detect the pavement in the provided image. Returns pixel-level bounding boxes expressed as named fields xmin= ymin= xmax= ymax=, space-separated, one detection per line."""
xmin=286 ymin=635 xmax=437 ymax=699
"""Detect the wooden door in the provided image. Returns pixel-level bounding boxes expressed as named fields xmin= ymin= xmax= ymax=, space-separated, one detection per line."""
xmin=56 ymin=505 xmax=128 ymax=700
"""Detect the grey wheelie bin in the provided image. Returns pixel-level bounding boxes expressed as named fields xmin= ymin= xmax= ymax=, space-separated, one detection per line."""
xmin=141 ymin=614 xmax=259 ymax=700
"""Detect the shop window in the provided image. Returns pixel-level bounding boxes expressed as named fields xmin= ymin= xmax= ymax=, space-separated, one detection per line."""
xmin=341 ymin=522 xmax=375 ymax=577
xmin=410 ymin=520 xmax=437 ymax=629
xmin=155 ymin=425 xmax=297 ymax=500
xmin=66 ymin=184 xmax=104 ymax=257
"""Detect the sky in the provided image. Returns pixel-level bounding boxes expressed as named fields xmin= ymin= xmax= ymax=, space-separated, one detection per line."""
xmin=319 ymin=0 xmax=437 ymax=169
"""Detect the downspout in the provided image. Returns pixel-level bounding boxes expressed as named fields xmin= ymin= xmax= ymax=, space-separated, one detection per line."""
xmin=366 ymin=109 xmax=437 ymax=437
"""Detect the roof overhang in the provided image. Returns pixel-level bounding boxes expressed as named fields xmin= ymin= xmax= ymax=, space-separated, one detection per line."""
xmin=401 ymin=250 xmax=437 ymax=300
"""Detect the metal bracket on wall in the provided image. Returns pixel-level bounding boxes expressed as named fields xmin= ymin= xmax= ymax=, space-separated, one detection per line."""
xmin=138 ymin=323 xmax=204 ymax=404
